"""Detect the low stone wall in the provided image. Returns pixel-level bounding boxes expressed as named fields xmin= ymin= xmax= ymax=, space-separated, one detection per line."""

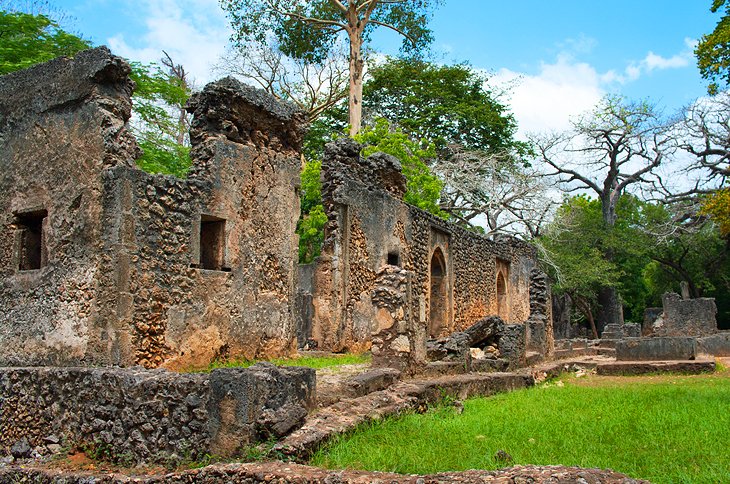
xmin=697 ymin=331 xmax=730 ymax=357
xmin=0 ymin=364 xmax=315 ymax=465
xmin=615 ymin=337 xmax=697 ymax=361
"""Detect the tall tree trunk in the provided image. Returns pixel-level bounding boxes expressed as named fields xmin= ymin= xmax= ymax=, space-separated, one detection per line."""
xmin=347 ymin=33 xmax=364 ymax=136
xmin=596 ymin=194 xmax=623 ymax=331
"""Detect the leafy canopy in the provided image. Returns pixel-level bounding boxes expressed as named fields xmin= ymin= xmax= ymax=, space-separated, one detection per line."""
xmin=696 ymin=0 xmax=730 ymax=94
xmin=355 ymin=118 xmax=446 ymax=217
xmin=129 ymin=62 xmax=192 ymax=177
xmin=0 ymin=11 xmax=90 ymax=75
xmin=363 ymin=58 xmax=525 ymax=153
xmin=220 ymin=0 xmax=439 ymax=63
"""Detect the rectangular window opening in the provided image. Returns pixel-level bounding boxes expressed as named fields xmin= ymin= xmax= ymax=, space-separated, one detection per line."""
xmin=199 ymin=215 xmax=227 ymax=271
xmin=387 ymin=251 xmax=400 ymax=266
xmin=17 ymin=210 xmax=47 ymax=271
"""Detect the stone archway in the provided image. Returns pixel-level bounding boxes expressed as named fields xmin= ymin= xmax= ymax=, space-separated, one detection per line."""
xmin=429 ymin=247 xmax=448 ymax=338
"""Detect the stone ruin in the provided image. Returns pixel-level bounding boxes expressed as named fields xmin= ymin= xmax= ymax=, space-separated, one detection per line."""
xmin=298 ymin=138 xmax=554 ymax=372
xmin=0 ymin=47 xmax=304 ymax=370
xmin=0 ymin=47 xmax=554 ymax=466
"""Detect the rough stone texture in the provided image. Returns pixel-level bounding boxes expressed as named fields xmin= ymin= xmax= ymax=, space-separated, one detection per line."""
xmin=696 ymin=331 xmax=730 ymax=357
xmin=306 ymin=139 xmax=550 ymax=370
xmin=0 ymin=462 xmax=649 ymax=483
xmin=499 ymin=324 xmax=527 ymax=368
xmin=0 ymin=364 xmax=315 ymax=464
xmin=463 ymin=315 xmax=505 ymax=347
xmin=0 ymin=49 xmax=305 ymax=368
xmin=597 ymin=359 xmax=715 ymax=376
xmin=615 ymin=337 xmax=697 ymax=361
xmin=345 ymin=367 xmax=401 ymax=397
xmin=651 ymin=293 xmax=718 ymax=337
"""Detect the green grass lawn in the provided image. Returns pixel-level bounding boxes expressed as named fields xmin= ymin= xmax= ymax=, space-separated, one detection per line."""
xmin=188 ymin=352 xmax=371 ymax=372
xmin=311 ymin=371 xmax=730 ymax=483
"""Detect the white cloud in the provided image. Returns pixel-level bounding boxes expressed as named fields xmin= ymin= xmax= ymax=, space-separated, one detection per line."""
xmin=487 ymin=38 xmax=699 ymax=137
xmin=107 ymin=0 xmax=232 ymax=86
xmin=489 ymin=54 xmax=605 ymax=137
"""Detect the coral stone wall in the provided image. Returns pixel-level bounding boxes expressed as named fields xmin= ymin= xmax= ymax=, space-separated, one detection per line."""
xmin=0 ymin=364 xmax=315 ymax=465
xmin=308 ymin=139 xmax=545 ymax=358
xmin=0 ymin=49 xmax=305 ymax=368
xmin=0 ymin=48 xmax=139 ymax=366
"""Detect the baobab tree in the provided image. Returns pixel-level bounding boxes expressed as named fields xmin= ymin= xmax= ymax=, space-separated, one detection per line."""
xmin=219 ymin=0 xmax=441 ymax=135
xmin=534 ymin=95 xmax=675 ymax=331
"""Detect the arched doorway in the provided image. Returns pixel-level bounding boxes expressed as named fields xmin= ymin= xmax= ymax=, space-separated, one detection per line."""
xmin=497 ymin=271 xmax=508 ymax=321
xmin=429 ymin=248 xmax=448 ymax=337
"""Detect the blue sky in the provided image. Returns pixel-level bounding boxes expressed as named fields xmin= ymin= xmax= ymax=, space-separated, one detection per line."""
xmin=52 ymin=0 xmax=719 ymax=136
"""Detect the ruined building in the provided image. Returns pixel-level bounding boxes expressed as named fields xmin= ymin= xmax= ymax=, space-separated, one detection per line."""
xmin=0 ymin=47 xmax=304 ymax=369
xmin=299 ymin=139 xmax=554 ymax=369
xmin=0 ymin=47 xmax=552 ymax=371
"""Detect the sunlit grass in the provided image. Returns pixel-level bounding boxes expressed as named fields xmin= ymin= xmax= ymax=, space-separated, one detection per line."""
xmin=312 ymin=371 xmax=730 ymax=483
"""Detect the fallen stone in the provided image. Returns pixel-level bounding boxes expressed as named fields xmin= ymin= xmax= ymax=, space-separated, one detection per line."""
xmin=10 ymin=438 xmax=31 ymax=459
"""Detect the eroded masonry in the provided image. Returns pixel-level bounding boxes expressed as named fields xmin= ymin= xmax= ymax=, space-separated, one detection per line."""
xmin=0 ymin=47 xmax=304 ymax=369
xmin=0 ymin=47 xmax=552 ymax=372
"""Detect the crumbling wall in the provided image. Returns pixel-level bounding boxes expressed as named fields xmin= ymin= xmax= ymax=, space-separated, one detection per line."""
xmin=0 ymin=47 xmax=140 ymax=366
xmin=0 ymin=364 xmax=315 ymax=464
xmin=307 ymin=139 xmax=547 ymax=365
xmin=99 ymin=78 xmax=305 ymax=369
xmin=0 ymin=49 xmax=305 ymax=368
xmin=651 ymin=292 xmax=718 ymax=337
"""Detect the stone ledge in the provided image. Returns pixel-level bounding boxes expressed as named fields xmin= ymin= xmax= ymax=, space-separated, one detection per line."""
xmin=597 ymin=359 xmax=715 ymax=376
xmin=0 ymin=461 xmax=648 ymax=483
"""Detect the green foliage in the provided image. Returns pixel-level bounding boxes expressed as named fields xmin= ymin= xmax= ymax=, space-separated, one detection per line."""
xmin=298 ymin=204 xmax=328 ymax=264
xmin=539 ymin=195 xmax=663 ymax=322
xmin=696 ymin=0 xmax=730 ymax=94
xmin=0 ymin=11 xmax=90 ymax=75
xmin=312 ymin=373 xmax=730 ymax=482
xmin=220 ymin=0 xmax=440 ymax=63
xmin=701 ymin=187 xmax=730 ymax=236
xmin=355 ymin=118 xmax=446 ymax=217
xmin=129 ymin=62 xmax=192 ymax=177
xmin=297 ymin=160 xmax=327 ymax=263
xmin=363 ymin=58 xmax=526 ymax=153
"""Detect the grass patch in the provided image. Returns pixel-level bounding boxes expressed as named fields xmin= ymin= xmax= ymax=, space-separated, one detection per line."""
xmin=187 ymin=353 xmax=371 ymax=373
xmin=311 ymin=372 xmax=730 ymax=483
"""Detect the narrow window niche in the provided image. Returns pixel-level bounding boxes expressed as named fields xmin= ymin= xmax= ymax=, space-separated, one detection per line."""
xmin=16 ymin=209 xmax=48 ymax=271
xmin=387 ymin=251 xmax=400 ymax=266
xmin=199 ymin=215 xmax=229 ymax=271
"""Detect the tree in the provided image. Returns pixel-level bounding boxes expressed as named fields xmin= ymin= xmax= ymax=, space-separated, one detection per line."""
xmin=129 ymin=53 xmax=193 ymax=177
xmin=534 ymin=95 xmax=674 ymax=329
xmin=219 ymin=0 xmax=441 ymax=135
xmin=216 ymin=41 xmax=350 ymax=122
xmin=435 ymin=144 xmax=556 ymax=237
xmin=696 ymin=0 xmax=730 ymax=95
xmin=363 ymin=58 xmax=524 ymax=152
xmin=354 ymin=118 xmax=445 ymax=216
xmin=0 ymin=10 xmax=90 ymax=74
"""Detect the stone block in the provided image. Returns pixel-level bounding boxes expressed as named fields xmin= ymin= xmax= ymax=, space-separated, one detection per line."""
xmin=615 ymin=337 xmax=697 ymax=361
xmin=697 ymin=332 xmax=730 ymax=357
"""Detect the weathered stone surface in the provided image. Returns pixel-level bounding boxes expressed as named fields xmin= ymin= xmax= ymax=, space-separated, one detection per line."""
xmin=499 ymin=324 xmax=526 ymax=368
xmin=651 ymin=293 xmax=717 ymax=337
xmin=0 ymin=48 xmax=305 ymax=368
xmin=305 ymin=139 xmax=549 ymax=369
xmin=463 ymin=315 xmax=505 ymax=347
xmin=597 ymin=359 xmax=715 ymax=376
xmin=0 ymin=365 xmax=315 ymax=464
xmin=346 ymin=367 xmax=401 ymax=397
xmin=697 ymin=331 xmax=730 ymax=357
xmin=0 ymin=462 xmax=649 ymax=483
xmin=615 ymin=337 xmax=697 ymax=361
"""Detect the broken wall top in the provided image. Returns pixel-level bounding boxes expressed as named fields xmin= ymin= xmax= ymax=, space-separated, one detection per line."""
xmin=0 ymin=46 xmax=139 ymax=167
xmin=186 ymin=77 xmax=307 ymax=159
